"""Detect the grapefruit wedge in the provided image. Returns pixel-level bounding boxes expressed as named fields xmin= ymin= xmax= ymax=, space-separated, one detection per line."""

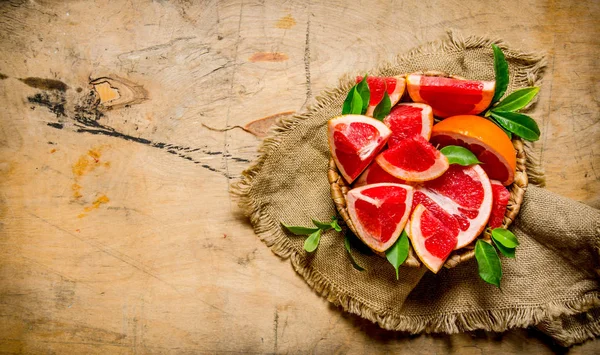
xmin=383 ymin=103 xmax=434 ymax=148
xmin=430 ymin=115 xmax=517 ymax=185
xmin=406 ymin=74 xmax=495 ymax=118
xmin=409 ymin=204 xmax=457 ymax=273
xmin=489 ymin=180 xmax=510 ymax=228
xmin=376 ymin=135 xmax=449 ymax=182
xmin=328 ymin=115 xmax=391 ymax=184
xmin=346 ymin=183 xmax=413 ymax=252
xmin=411 ymin=164 xmax=493 ymax=252
xmin=354 ymin=162 xmax=405 ymax=188
xmin=356 ymin=75 xmax=405 ymax=117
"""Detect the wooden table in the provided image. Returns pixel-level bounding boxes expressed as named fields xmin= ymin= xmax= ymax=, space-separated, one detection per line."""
xmin=1 ymin=0 xmax=598 ymax=353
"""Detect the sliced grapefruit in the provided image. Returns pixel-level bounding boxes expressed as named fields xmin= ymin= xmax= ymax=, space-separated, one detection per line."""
xmin=376 ymin=135 xmax=449 ymax=182
xmin=411 ymin=164 xmax=493 ymax=252
xmin=406 ymin=74 xmax=495 ymax=118
xmin=409 ymin=204 xmax=457 ymax=273
xmin=489 ymin=180 xmax=510 ymax=228
xmin=328 ymin=115 xmax=391 ymax=183
xmin=356 ymin=75 xmax=405 ymax=117
xmin=383 ymin=103 xmax=434 ymax=147
xmin=430 ymin=115 xmax=517 ymax=185
xmin=354 ymin=162 xmax=405 ymax=188
xmin=346 ymin=183 xmax=413 ymax=252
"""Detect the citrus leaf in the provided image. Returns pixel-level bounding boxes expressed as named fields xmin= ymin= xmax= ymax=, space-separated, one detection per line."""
xmin=490 ymin=111 xmax=540 ymax=141
xmin=344 ymin=233 xmax=366 ymax=271
xmin=312 ymin=219 xmax=332 ymax=231
xmin=440 ymin=145 xmax=482 ymax=166
xmin=493 ymin=87 xmax=540 ymax=112
xmin=373 ymin=90 xmax=391 ymax=121
xmin=304 ymin=229 xmax=322 ymax=253
xmin=494 ymin=240 xmax=516 ymax=258
xmin=492 ymin=44 xmax=509 ymax=103
xmin=356 ymin=75 xmax=370 ymax=115
xmin=475 ymin=239 xmax=502 ymax=287
xmin=281 ymin=223 xmax=319 ymax=235
xmin=490 ymin=117 xmax=513 ymax=139
xmin=385 ymin=230 xmax=410 ymax=280
xmin=491 ymin=228 xmax=519 ymax=248
xmin=342 ymin=86 xmax=363 ymax=115
xmin=331 ymin=217 xmax=342 ymax=232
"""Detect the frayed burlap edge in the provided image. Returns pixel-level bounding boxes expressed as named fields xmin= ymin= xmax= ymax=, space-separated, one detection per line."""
xmin=231 ymin=31 xmax=600 ymax=346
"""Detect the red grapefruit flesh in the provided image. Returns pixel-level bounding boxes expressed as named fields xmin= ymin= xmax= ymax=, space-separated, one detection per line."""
xmin=411 ymin=164 xmax=493 ymax=252
xmin=354 ymin=162 xmax=405 ymax=188
xmin=346 ymin=183 xmax=414 ymax=252
xmin=430 ymin=115 xmax=516 ymax=185
xmin=328 ymin=115 xmax=391 ymax=183
xmin=489 ymin=180 xmax=510 ymax=228
xmin=409 ymin=204 xmax=457 ymax=273
xmin=383 ymin=103 xmax=434 ymax=147
xmin=406 ymin=74 xmax=495 ymax=118
xmin=376 ymin=135 xmax=449 ymax=182
xmin=356 ymin=75 xmax=406 ymax=117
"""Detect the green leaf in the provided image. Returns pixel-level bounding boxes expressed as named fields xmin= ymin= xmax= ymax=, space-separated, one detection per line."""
xmin=372 ymin=90 xmax=391 ymax=121
xmin=344 ymin=234 xmax=366 ymax=271
xmin=440 ymin=145 xmax=482 ymax=166
xmin=331 ymin=217 xmax=342 ymax=232
xmin=493 ymin=87 xmax=540 ymax=112
xmin=385 ymin=231 xmax=410 ymax=280
xmin=356 ymin=75 xmax=370 ymax=115
xmin=312 ymin=219 xmax=332 ymax=231
xmin=281 ymin=223 xmax=319 ymax=235
xmin=490 ymin=117 xmax=513 ymax=139
xmin=342 ymin=86 xmax=363 ymax=115
xmin=490 ymin=111 xmax=540 ymax=141
xmin=494 ymin=241 xmax=516 ymax=258
xmin=475 ymin=239 xmax=502 ymax=287
xmin=304 ymin=229 xmax=322 ymax=253
xmin=492 ymin=44 xmax=509 ymax=103
xmin=491 ymin=228 xmax=519 ymax=248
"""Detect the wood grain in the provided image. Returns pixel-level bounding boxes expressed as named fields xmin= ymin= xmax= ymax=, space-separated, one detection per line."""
xmin=0 ymin=0 xmax=598 ymax=353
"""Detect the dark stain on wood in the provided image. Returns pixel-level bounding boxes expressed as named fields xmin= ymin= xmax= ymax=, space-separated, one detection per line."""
xmin=244 ymin=111 xmax=294 ymax=137
xmin=19 ymin=77 xmax=69 ymax=91
xmin=47 ymin=122 xmax=64 ymax=129
xmin=28 ymin=92 xmax=66 ymax=117
xmin=0 ymin=73 xmax=8 ymax=80
xmin=249 ymin=52 xmax=289 ymax=62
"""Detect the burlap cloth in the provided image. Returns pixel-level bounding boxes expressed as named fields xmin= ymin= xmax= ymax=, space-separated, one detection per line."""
xmin=233 ymin=32 xmax=600 ymax=347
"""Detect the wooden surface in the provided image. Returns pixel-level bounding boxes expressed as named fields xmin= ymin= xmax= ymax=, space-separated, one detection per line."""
xmin=0 ymin=0 xmax=598 ymax=353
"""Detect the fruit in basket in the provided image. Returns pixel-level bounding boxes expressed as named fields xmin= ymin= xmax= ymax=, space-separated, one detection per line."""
xmin=430 ymin=115 xmax=516 ymax=185
xmin=328 ymin=115 xmax=391 ymax=183
xmin=489 ymin=180 xmax=510 ymax=228
xmin=376 ymin=135 xmax=449 ymax=182
xmin=356 ymin=75 xmax=405 ymax=117
xmin=410 ymin=164 xmax=493 ymax=255
xmin=384 ymin=103 xmax=434 ymax=147
xmin=346 ymin=183 xmax=414 ymax=252
xmin=354 ymin=162 xmax=405 ymax=187
xmin=406 ymin=74 xmax=495 ymax=118
xmin=409 ymin=204 xmax=456 ymax=273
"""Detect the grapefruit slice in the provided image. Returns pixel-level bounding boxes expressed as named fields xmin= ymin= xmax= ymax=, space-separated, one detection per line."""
xmin=356 ymin=75 xmax=405 ymax=117
xmin=376 ymin=135 xmax=449 ymax=182
xmin=383 ymin=103 xmax=434 ymax=147
xmin=409 ymin=204 xmax=457 ymax=273
xmin=354 ymin=162 xmax=405 ymax=188
xmin=489 ymin=180 xmax=510 ymax=228
xmin=406 ymin=74 xmax=495 ymax=118
xmin=346 ymin=183 xmax=414 ymax=252
xmin=430 ymin=115 xmax=517 ymax=185
xmin=411 ymin=164 xmax=493 ymax=252
xmin=328 ymin=115 xmax=391 ymax=183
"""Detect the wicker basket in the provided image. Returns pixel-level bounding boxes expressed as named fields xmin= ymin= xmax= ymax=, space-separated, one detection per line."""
xmin=328 ymin=71 xmax=528 ymax=268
